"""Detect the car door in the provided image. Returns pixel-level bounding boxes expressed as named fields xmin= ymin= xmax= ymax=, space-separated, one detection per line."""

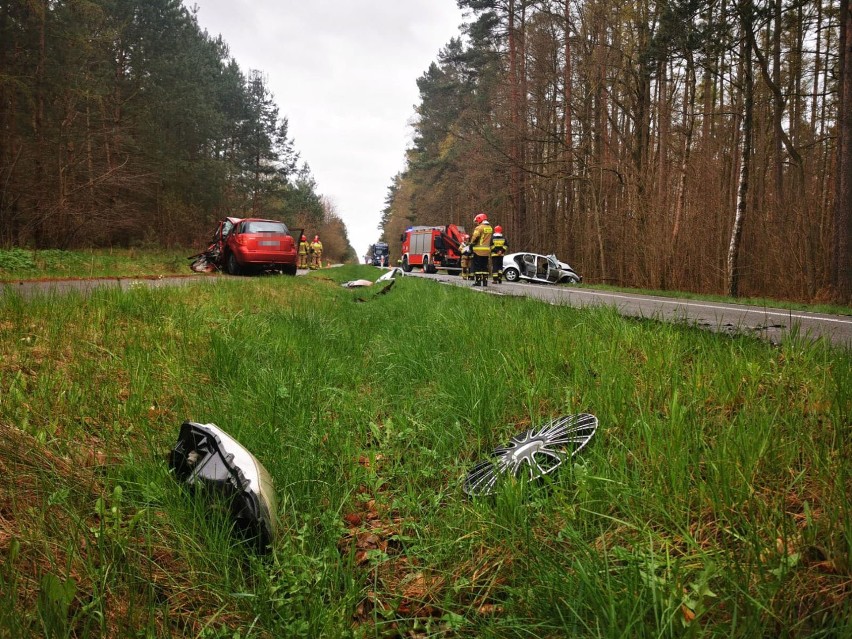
xmin=522 ymin=254 xmax=537 ymax=279
xmin=225 ymin=221 xmax=243 ymax=254
xmin=215 ymin=219 xmax=234 ymax=250
xmin=545 ymin=256 xmax=560 ymax=283
xmin=221 ymin=219 xmax=235 ymax=241
xmin=532 ymin=255 xmax=550 ymax=282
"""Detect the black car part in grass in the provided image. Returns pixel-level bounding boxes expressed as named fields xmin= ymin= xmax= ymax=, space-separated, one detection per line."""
xmin=463 ymin=414 xmax=598 ymax=497
xmin=188 ymin=244 xmax=221 ymax=273
xmin=170 ymin=421 xmax=278 ymax=552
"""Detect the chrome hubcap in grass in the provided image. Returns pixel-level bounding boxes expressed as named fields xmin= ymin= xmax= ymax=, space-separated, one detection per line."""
xmin=464 ymin=413 xmax=598 ymax=497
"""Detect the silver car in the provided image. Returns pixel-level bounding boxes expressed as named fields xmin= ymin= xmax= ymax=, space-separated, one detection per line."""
xmin=501 ymin=252 xmax=582 ymax=284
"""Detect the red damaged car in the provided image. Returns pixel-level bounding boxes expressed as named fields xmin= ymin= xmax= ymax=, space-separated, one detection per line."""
xmin=191 ymin=217 xmax=299 ymax=276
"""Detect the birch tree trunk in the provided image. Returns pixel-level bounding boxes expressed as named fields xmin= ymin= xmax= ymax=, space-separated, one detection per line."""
xmin=728 ymin=1 xmax=754 ymax=297
xmin=562 ymin=0 xmax=574 ymax=248
xmin=772 ymin=0 xmax=783 ymax=212
xmin=833 ymin=0 xmax=852 ymax=301
xmin=672 ymin=54 xmax=696 ymax=250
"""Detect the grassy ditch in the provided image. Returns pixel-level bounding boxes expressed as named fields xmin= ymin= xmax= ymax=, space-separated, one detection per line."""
xmin=0 ymin=248 xmax=191 ymax=281
xmin=575 ymin=283 xmax=852 ymax=317
xmin=0 ymin=265 xmax=849 ymax=637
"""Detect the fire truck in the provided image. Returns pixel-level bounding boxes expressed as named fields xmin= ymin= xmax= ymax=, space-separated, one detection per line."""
xmin=399 ymin=224 xmax=467 ymax=274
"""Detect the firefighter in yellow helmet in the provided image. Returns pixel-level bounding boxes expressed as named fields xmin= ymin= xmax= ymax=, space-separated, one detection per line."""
xmin=470 ymin=213 xmax=493 ymax=287
xmin=459 ymin=234 xmax=473 ymax=280
xmin=490 ymin=225 xmax=507 ymax=283
xmin=310 ymin=235 xmax=323 ymax=269
xmin=298 ymin=234 xmax=310 ymax=269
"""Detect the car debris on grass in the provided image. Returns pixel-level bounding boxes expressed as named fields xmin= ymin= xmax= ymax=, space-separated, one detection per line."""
xmin=169 ymin=421 xmax=277 ymax=552
xmin=463 ymin=413 xmax=598 ymax=496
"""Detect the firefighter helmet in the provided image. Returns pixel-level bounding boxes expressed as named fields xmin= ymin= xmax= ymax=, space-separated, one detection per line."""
xmin=474 ymin=213 xmax=487 ymax=224
xmin=494 ymin=225 xmax=503 ymax=234
xmin=313 ymin=235 xmax=319 ymax=241
xmin=463 ymin=234 xmax=470 ymax=241
xmin=301 ymin=235 xmax=306 ymax=241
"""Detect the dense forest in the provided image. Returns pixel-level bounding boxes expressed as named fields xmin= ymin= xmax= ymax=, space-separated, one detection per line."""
xmin=0 ymin=0 xmax=355 ymax=262
xmin=380 ymin=0 xmax=851 ymax=302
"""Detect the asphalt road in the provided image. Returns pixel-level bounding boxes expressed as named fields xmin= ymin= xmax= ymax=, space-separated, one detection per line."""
xmin=1 ymin=275 xmax=211 ymax=296
xmin=3 ymin=270 xmax=850 ymax=347
xmin=408 ymin=271 xmax=852 ymax=347
xmin=0 ymin=271 xmax=313 ymax=298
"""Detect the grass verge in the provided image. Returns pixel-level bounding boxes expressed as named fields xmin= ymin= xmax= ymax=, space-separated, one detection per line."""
xmin=0 ymin=248 xmax=192 ymax=281
xmin=576 ymin=282 xmax=852 ymax=316
xmin=0 ymin=265 xmax=849 ymax=637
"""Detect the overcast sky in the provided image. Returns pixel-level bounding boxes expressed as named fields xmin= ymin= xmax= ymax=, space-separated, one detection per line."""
xmin=189 ymin=0 xmax=465 ymax=257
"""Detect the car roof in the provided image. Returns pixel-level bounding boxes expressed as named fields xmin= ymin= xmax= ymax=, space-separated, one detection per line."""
xmin=238 ymin=218 xmax=286 ymax=224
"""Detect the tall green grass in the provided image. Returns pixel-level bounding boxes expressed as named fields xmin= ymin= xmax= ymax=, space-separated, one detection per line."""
xmin=0 ymin=248 xmax=190 ymax=280
xmin=0 ymin=266 xmax=848 ymax=637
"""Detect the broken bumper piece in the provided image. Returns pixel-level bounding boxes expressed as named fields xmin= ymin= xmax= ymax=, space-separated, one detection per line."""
xmin=170 ymin=421 xmax=277 ymax=552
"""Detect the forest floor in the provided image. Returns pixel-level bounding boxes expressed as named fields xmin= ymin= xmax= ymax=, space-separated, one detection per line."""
xmin=0 ymin=265 xmax=848 ymax=637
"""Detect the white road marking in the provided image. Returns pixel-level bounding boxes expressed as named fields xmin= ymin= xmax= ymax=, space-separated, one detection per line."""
xmin=552 ymin=288 xmax=852 ymax=324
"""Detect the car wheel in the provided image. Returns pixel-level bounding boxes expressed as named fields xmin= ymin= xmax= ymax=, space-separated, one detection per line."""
xmin=424 ymin=259 xmax=437 ymax=274
xmin=226 ymin=253 xmax=242 ymax=276
xmin=282 ymin=263 xmax=297 ymax=276
xmin=504 ymin=267 xmax=520 ymax=282
xmin=402 ymin=256 xmax=412 ymax=273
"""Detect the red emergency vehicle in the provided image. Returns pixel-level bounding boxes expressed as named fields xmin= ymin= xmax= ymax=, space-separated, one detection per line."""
xmin=399 ymin=224 xmax=467 ymax=273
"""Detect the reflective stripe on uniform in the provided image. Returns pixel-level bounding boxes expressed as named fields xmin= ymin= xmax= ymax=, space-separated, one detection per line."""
xmin=491 ymin=237 xmax=506 ymax=256
xmin=471 ymin=223 xmax=493 ymax=256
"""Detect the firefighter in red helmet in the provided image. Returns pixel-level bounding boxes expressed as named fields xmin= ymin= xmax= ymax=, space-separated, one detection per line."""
xmin=470 ymin=213 xmax=493 ymax=286
xmin=490 ymin=225 xmax=507 ymax=283
xmin=310 ymin=235 xmax=323 ymax=269
xmin=298 ymin=234 xmax=310 ymax=269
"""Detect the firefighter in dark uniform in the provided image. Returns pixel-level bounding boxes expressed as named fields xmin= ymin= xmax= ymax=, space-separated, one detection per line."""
xmin=298 ymin=235 xmax=310 ymax=269
xmin=490 ymin=225 xmax=507 ymax=283
xmin=470 ymin=213 xmax=493 ymax=287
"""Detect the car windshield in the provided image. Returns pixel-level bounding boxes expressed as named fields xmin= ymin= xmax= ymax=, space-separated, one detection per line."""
xmin=244 ymin=221 xmax=288 ymax=234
